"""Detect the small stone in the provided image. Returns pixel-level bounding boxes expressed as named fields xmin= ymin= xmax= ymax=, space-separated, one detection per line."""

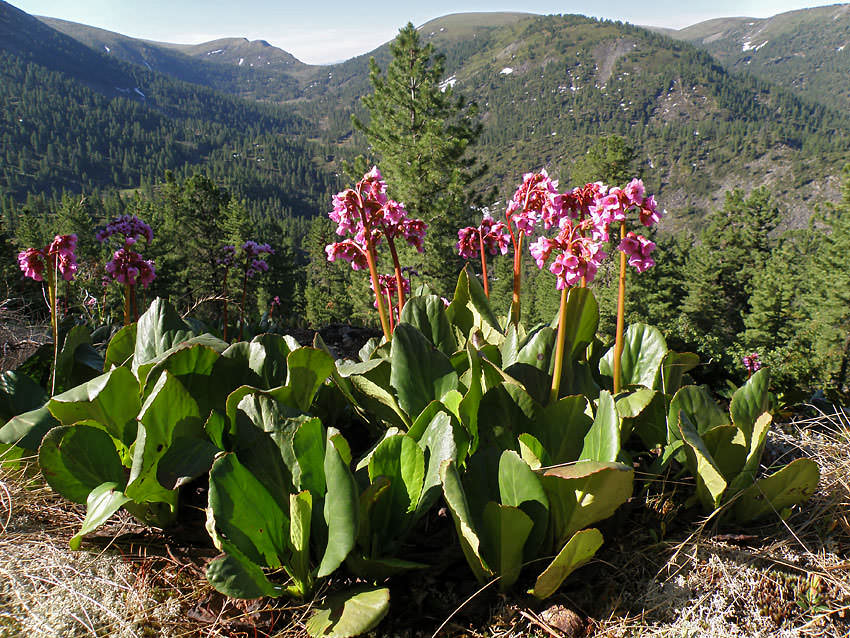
xmin=541 ymin=604 xmax=585 ymax=637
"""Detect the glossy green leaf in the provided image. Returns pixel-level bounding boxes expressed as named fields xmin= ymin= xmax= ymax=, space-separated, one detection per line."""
xmin=103 ymin=323 xmax=137 ymax=371
xmin=440 ymin=460 xmax=491 ymax=582
xmin=727 ymin=412 xmax=773 ymax=496
xmin=668 ymin=385 xmax=729 ymax=441
xmin=534 ymin=395 xmax=593 ymax=464
xmin=132 ymin=298 xmax=197 ymax=372
xmin=206 ymin=553 xmax=282 ymax=599
xmin=517 ymin=433 xmax=549 ymax=469
xmin=446 ymin=267 xmax=503 ymax=346
xmin=480 ymin=502 xmax=534 ymax=590
xmin=541 ymin=460 xmax=633 ymax=549
xmin=222 ymin=334 xmax=293 ymax=389
xmin=367 ymin=434 xmax=425 ymax=537
xmin=504 ymin=327 xmax=555 ymax=405
xmin=732 ymin=458 xmax=820 ymax=523
xmin=317 ymin=427 xmax=358 ymax=578
xmin=288 ymin=491 xmax=313 ymax=597
xmin=137 ymin=335 xmax=230 ymax=393
xmin=416 ymin=410 xmax=460 ymax=518
xmin=284 ymin=347 xmax=336 ymax=413
xmin=657 ymin=351 xmax=700 ymax=394
xmin=126 ymin=371 xmax=202 ymax=504
xmin=677 ymin=412 xmax=728 ymax=511
xmin=400 ymin=295 xmax=458 ymax=355
xmin=339 ymin=359 xmax=410 ymax=430
xmin=208 ymin=453 xmax=290 ymax=568
xmin=701 ymin=425 xmax=747 ymax=483
xmin=306 ymin=586 xmax=390 ymax=638
xmin=48 ymin=366 xmax=140 ymax=450
xmin=600 ymin=323 xmax=667 ymax=389
xmin=477 ymin=382 xmax=538 ymax=451
xmin=55 ymin=325 xmax=97 ymax=389
xmin=730 ymin=368 xmax=771 ymax=445
xmin=0 ymin=404 xmax=57 ymax=451
xmin=38 ymin=425 xmax=125 ymax=504
xmin=555 ymin=287 xmax=600 ymax=360
xmin=579 ymin=391 xmax=620 ymax=463
xmin=293 ymin=417 xmax=326 ymax=495
xmin=69 ymin=481 xmax=131 ymax=550
xmin=498 ymin=450 xmax=549 ymax=560
xmin=0 ymin=371 xmax=48 ymax=422
xmin=630 ymin=391 xmax=668 ymax=450
xmin=390 ymin=324 xmax=458 ymax=420
xmin=156 ymin=436 xmax=218 ymax=490
xmin=532 ymin=528 xmax=603 ymax=599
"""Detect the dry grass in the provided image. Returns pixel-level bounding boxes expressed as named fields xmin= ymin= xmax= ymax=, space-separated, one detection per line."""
xmin=0 ymin=298 xmax=48 ymax=372
xmin=0 ymin=408 xmax=848 ymax=638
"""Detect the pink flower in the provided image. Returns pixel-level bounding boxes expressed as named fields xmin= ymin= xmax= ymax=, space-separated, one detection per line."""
xmin=508 ymin=170 xmax=563 ymax=233
xmin=457 ymin=214 xmax=511 ymax=259
xmin=381 ymin=204 xmax=428 ymax=253
xmin=370 ymin=273 xmax=410 ymax=309
xmin=623 ymin=178 xmax=645 ymax=207
xmin=105 ymin=248 xmax=156 ymax=287
xmin=742 ymin=353 xmax=762 ymax=373
xmin=617 ymin=231 xmax=656 ymax=273
xmin=639 ymin=195 xmax=661 ymax=227
xmin=96 ymin=215 xmax=153 ymax=245
xmin=325 ymin=239 xmax=368 ymax=270
xmin=530 ymin=219 xmax=607 ymax=289
xmin=18 ymin=234 xmax=78 ymax=282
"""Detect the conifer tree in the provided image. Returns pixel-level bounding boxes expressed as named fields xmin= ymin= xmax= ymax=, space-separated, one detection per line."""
xmin=353 ymin=22 xmax=481 ymax=295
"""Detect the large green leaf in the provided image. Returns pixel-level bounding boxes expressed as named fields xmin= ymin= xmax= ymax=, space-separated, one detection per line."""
xmin=657 ymin=351 xmax=700 ymax=395
xmin=55 ymin=325 xmax=100 ymax=389
xmin=727 ymin=412 xmax=773 ymax=496
xmin=136 ymin=334 xmax=230 ymax=391
xmin=132 ymin=298 xmax=197 ymax=372
xmin=532 ymin=528 xmax=603 ymax=600
xmin=317 ymin=428 xmax=359 ymax=578
xmin=38 ymin=425 xmax=126 ymax=503
xmin=207 ymin=453 xmax=290 ymax=569
xmin=555 ymin=287 xmax=600 ymax=361
xmin=400 ymin=295 xmax=457 ymax=355
xmin=103 ymin=323 xmax=137 ymax=371
xmin=415 ymin=410 xmax=461 ymax=518
xmin=677 ymin=412 xmax=728 ymax=511
xmin=480 ymin=502 xmax=534 ymax=590
xmin=498 ymin=450 xmax=549 ymax=560
xmin=732 ymin=458 xmax=820 ymax=523
xmin=541 ymin=460 xmax=633 ymax=549
xmin=126 ymin=371 xmax=203 ymax=504
xmin=530 ymin=395 xmax=593 ymax=464
xmin=306 ymin=586 xmax=390 ymax=638
xmin=440 ymin=460 xmax=491 ymax=583
xmin=338 ymin=359 xmax=410 ymax=430
xmin=730 ymin=368 xmax=771 ymax=445
xmin=288 ymin=491 xmax=314 ymax=597
xmin=206 ymin=553 xmax=281 ymax=599
xmin=668 ymin=385 xmax=729 ymax=441
xmin=630 ymin=391 xmax=668 ymax=450
xmin=390 ymin=324 xmax=458 ymax=420
xmin=69 ymin=481 xmax=131 ymax=550
xmin=48 ymin=366 xmax=140 ymax=450
xmin=222 ymin=334 xmax=293 ymax=389
xmin=504 ymin=327 xmax=555 ymax=405
xmin=0 ymin=404 xmax=57 ymax=451
xmin=367 ymin=434 xmax=425 ymax=542
xmin=477 ymin=382 xmax=538 ymax=451
xmin=600 ymin=323 xmax=667 ymax=389
xmin=445 ymin=267 xmax=503 ymax=346
xmin=282 ymin=347 xmax=335 ymax=413
xmin=0 ymin=371 xmax=48 ymax=422
xmin=579 ymin=391 xmax=620 ymax=463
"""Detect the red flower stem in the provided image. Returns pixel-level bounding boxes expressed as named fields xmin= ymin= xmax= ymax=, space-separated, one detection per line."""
xmin=613 ymin=221 xmax=627 ymax=394
xmin=123 ymin=283 xmax=131 ymax=326
xmin=365 ymin=244 xmax=392 ymax=341
xmin=549 ymin=285 xmax=570 ymax=405
xmin=386 ymin=236 xmax=406 ymax=316
xmin=239 ymin=262 xmax=249 ymax=341
xmin=131 ymin=285 xmax=137 ymax=322
xmin=386 ymin=290 xmax=395 ymax=332
xmin=478 ymin=231 xmax=490 ymax=298
xmin=509 ymin=226 xmax=524 ymax=325
xmin=48 ymin=270 xmax=58 ymax=396
xmin=222 ymin=271 xmax=229 ymax=342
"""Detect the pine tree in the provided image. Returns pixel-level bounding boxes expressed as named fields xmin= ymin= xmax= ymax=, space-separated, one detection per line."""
xmin=353 ymin=23 xmax=481 ymax=295
xmin=571 ymin=135 xmax=638 ymax=186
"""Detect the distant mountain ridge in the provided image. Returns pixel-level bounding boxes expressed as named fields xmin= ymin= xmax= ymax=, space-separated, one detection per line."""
xmin=3 ymin=1 xmax=850 ymax=227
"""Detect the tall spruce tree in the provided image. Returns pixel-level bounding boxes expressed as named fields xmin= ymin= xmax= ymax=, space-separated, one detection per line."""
xmin=353 ymin=22 xmax=481 ymax=295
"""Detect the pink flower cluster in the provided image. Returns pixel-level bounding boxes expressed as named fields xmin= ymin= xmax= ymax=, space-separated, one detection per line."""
xmin=326 ymin=167 xmax=427 ymax=269
xmin=530 ymin=220 xmax=607 ymax=289
xmin=98 ymin=215 xmax=156 ymax=288
xmin=506 ymin=169 xmax=564 ymax=233
xmin=104 ymin=247 xmax=156 ymax=287
xmin=457 ymin=214 xmax=511 ymax=259
xmin=371 ymin=273 xmax=411 ymax=309
xmin=18 ymin=234 xmax=78 ymax=282
xmin=618 ymin=231 xmax=656 ymax=273
xmin=95 ymin=215 xmax=153 ymax=244
xmin=242 ymin=240 xmax=274 ymax=278
xmin=742 ymin=353 xmax=762 ymax=373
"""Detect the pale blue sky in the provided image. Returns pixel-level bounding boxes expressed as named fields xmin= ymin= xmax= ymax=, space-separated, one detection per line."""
xmin=8 ymin=1 xmax=838 ymax=63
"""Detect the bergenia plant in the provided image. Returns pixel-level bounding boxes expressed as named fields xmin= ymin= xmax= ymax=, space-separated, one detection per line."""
xmin=18 ymin=234 xmax=78 ymax=394
xmin=325 ymin=167 xmax=427 ymax=341
xmin=505 ymin=170 xmax=563 ymax=324
xmin=743 ymin=352 xmax=762 ymax=378
xmin=456 ymin=214 xmax=510 ymax=298
xmin=530 ymin=218 xmax=607 ymax=402
xmin=238 ymin=240 xmax=273 ymax=340
xmin=590 ymin=179 xmax=661 ymax=393
xmin=97 ymin=215 xmax=155 ymax=325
